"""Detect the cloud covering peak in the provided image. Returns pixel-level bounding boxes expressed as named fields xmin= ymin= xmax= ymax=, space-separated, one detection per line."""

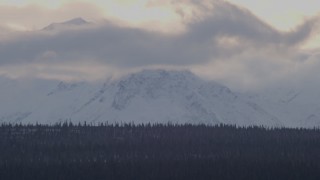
xmin=0 ymin=0 xmax=320 ymax=91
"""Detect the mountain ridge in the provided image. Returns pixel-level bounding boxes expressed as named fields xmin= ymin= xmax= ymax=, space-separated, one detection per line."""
xmin=0 ymin=69 xmax=283 ymax=126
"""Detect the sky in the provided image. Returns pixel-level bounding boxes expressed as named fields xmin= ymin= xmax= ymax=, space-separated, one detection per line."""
xmin=0 ymin=0 xmax=320 ymax=91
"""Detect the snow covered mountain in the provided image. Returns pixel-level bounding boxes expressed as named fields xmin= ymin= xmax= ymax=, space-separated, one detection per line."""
xmin=0 ymin=70 xmax=279 ymax=126
xmin=0 ymin=69 xmax=318 ymax=127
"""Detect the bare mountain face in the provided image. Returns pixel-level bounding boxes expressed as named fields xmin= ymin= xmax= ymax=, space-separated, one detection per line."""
xmin=0 ymin=70 xmax=286 ymax=126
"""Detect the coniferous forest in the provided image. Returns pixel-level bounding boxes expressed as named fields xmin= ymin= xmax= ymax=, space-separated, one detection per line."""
xmin=1 ymin=123 xmax=320 ymax=180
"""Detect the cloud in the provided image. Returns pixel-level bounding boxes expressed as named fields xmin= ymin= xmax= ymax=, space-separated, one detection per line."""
xmin=0 ymin=2 xmax=102 ymax=30
xmin=189 ymin=1 xmax=318 ymax=46
xmin=0 ymin=0 xmax=319 ymax=90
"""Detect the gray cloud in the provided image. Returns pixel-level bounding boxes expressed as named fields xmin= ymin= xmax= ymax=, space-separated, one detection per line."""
xmin=0 ymin=23 xmax=213 ymax=67
xmin=189 ymin=1 xmax=318 ymax=46
xmin=0 ymin=0 xmax=319 ymax=89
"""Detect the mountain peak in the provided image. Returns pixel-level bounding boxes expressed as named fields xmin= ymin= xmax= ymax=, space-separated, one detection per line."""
xmin=42 ymin=17 xmax=90 ymax=31
xmin=64 ymin=17 xmax=88 ymax=25
xmin=112 ymin=70 xmax=200 ymax=93
xmin=119 ymin=69 xmax=198 ymax=84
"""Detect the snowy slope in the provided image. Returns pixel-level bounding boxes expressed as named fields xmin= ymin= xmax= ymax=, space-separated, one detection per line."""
xmin=246 ymin=84 xmax=320 ymax=128
xmin=0 ymin=70 xmax=285 ymax=126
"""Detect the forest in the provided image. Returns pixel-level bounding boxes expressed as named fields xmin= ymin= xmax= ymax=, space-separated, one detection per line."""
xmin=0 ymin=122 xmax=320 ymax=180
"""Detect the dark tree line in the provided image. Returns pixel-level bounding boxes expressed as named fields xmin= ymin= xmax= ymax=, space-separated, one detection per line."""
xmin=0 ymin=122 xmax=320 ymax=180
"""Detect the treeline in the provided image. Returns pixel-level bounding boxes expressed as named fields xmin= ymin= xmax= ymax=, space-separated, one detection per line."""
xmin=1 ymin=123 xmax=320 ymax=180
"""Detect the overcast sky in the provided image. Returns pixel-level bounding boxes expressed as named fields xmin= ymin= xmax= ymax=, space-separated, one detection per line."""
xmin=0 ymin=0 xmax=320 ymax=91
